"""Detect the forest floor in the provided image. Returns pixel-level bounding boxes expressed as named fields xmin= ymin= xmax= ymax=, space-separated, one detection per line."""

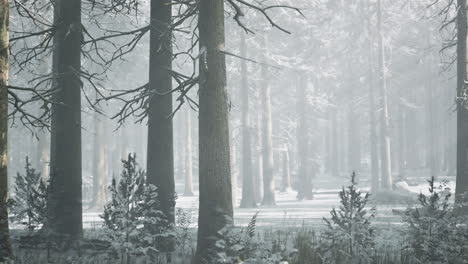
xmin=83 ymin=175 xmax=456 ymax=229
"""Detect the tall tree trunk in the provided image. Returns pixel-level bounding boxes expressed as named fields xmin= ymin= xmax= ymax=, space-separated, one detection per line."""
xmin=347 ymin=78 xmax=361 ymax=174
xmin=119 ymin=126 xmax=128 ymax=162
xmin=184 ymin=108 xmax=194 ymax=196
xmin=195 ymin=0 xmax=233 ymax=262
xmin=405 ymin=103 xmax=419 ymax=170
xmin=175 ymin=114 xmax=183 ymax=180
xmin=377 ymin=0 xmax=392 ymax=190
xmin=456 ymin=0 xmax=468 ymax=204
xmin=296 ymin=74 xmax=313 ymax=200
xmin=445 ymin=107 xmax=456 ymax=176
xmin=111 ymin=129 xmax=121 ymax=180
xmin=260 ymin=36 xmax=275 ymax=206
xmin=147 ymin=0 xmax=175 ymax=225
xmin=231 ymin=142 xmax=238 ymax=208
xmin=368 ymin=35 xmax=380 ymax=191
xmin=239 ymin=32 xmax=256 ymax=208
xmin=325 ymin=111 xmax=332 ymax=175
xmin=330 ymin=107 xmax=339 ymax=178
xmin=48 ymin=0 xmax=83 ymax=239
xmin=425 ymin=77 xmax=437 ymax=176
xmin=254 ymin=109 xmax=263 ymax=203
xmin=0 ymin=0 xmax=11 ymax=258
xmin=398 ymin=99 xmax=406 ymax=180
xmin=92 ymin=112 xmax=107 ymax=210
xmin=281 ymin=146 xmax=292 ymax=192
xmin=337 ymin=111 xmax=345 ymax=175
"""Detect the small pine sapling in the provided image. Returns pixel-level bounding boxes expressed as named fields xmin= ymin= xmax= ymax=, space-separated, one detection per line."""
xmin=11 ymin=157 xmax=48 ymax=231
xmin=102 ymin=154 xmax=173 ymax=262
xmin=320 ymin=171 xmax=375 ymax=264
xmin=403 ymin=177 xmax=468 ymax=264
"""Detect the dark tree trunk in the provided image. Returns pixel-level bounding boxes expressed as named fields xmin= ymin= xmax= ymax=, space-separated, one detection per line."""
xmin=239 ymin=32 xmax=256 ymax=208
xmin=260 ymin=36 xmax=275 ymax=206
xmin=377 ymin=0 xmax=393 ymax=190
xmin=456 ymin=0 xmax=468 ymax=204
xmin=48 ymin=0 xmax=83 ymax=239
xmin=147 ymin=0 xmax=175 ymax=225
xmin=0 ymin=0 xmax=11 ymax=259
xmin=195 ymin=0 xmax=233 ymax=262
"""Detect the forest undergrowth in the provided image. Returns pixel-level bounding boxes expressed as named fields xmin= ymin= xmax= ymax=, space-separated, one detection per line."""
xmin=8 ymin=163 xmax=468 ymax=264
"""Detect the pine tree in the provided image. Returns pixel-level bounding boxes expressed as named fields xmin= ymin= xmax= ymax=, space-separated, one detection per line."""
xmin=102 ymin=154 xmax=172 ymax=261
xmin=321 ymin=172 xmax=375 ymax=264
xmin=403 ymin=177 xmax=468 ymax=263
xmin=11 ymin=157 xmax=48 ymax=231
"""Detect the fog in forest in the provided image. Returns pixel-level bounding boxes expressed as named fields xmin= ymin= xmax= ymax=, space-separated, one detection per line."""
xmin=1 ymin=0 xmax=467 ymax=263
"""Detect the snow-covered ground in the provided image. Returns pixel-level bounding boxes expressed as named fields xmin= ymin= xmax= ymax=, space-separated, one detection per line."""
xmin=83 ymin=177 xmax=456 ymax=229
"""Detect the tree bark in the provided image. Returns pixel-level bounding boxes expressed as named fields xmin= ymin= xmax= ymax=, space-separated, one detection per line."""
xmin=260 ymin=36 xmax=275 ymax=206
xmin=239 ymin=32 xmax=256 ymax=208
xmin=377 ymin=0 xmax=393 ymax=190
xmin=0 ymin=0 xmax=11 ymax=258
xmin=147 ymin=0 xmax=175 ymax=225
xmin=456 ymin=0 xmax=468 ymax=204
xmin=184 ymin=108 xmax=194 ymax=196
xmin=195 ymin=0 xmax=233 ymax=262
xmin=48 ymin=0 xmax=83 ymax=239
